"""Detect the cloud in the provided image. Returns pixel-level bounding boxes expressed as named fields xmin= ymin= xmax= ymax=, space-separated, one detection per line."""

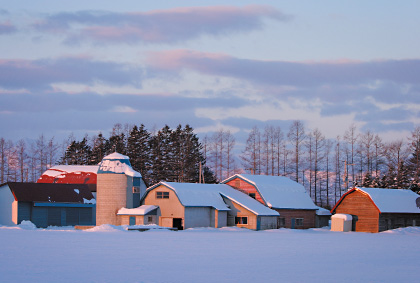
xmin=0 ymin=21 xmax=16 ymax=34
xmin=33 ymin=6 xmax=290 ymax=44
xmin=0 ymin=57 xmax=142 ymax=90
xmin=149 ymin=50 xmax=420 ymax=87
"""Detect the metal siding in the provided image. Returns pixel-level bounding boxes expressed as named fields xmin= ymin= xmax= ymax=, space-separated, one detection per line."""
xmin=66 ymin=208 xmax=79 ymax=226
xmin=184 ymin=207 xmax=211 ymax=229
xmin=218 ymin=211 xmax=228 ymax=228
xmin=17 ymin=202 xmax=31 ymax=224
xmin=133 ymin=177 xmax=141 ymax=187
xmin=31 ymin=207 xmax=48 ymax=228
xmin=133 ymin=193 xmax=140 ymax=208
xmin=79 ymin=208 xmax=93 ymax=225
xmin=259 ymin=216 xmax=278 ymax=230
xmin=47 ymin=207 xmax=62 ymax=226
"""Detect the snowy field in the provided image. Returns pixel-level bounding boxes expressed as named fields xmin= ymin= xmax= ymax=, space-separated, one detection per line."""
xmin=1 ymin=223 xmax=419 ymax=283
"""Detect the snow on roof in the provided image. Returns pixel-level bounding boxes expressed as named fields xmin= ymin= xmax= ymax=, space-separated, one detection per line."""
xmin=117 ymin=205 xmax=158 ymax=215
xmin=226 ymin=174 xmax=318 ymax=210
xmin=355 ymin=187 xmax=420 ymax=213
xmin=218 ymin=186 xmax=279 ymax=216
xmin=98 ymin=152 xmax=141 ymax=177
xmin=316 ymin=206 xmax=332 ymax=216
xmin=332 ymin=214 xmax=352 ymax=221
xmin=157 ymin=182 xmax=230 ymax=211
xmin=40 ymin=165 xmax=99 ymax=177
xmin=148 ymin=182 xmax=279 ymax=216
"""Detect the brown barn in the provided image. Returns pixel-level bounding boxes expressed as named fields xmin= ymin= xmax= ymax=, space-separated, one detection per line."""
xmin=222 ymin=174 xmax=318 ymax=229
xmin=331 ymin=187 xmax=420 ymax=233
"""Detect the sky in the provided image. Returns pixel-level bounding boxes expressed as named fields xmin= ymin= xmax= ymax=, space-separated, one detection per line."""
xmin=1 ymin=0 xmax=419 ymax=144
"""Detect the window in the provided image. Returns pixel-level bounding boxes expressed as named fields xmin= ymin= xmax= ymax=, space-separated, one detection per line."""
xmin=156 ymin=191 xmax=169 ymax=199
xmin=235 ymin=216 xmax=248 ymax=225
xmin=148 ymin=216 xmax=153 ymax=223
xmin=132 ymin=186 xmax=140 ymax=193
xmin=249 ymin=193 xmax=256 ymax=199
xmin=296 ymin=218 xmax=304 ymax=226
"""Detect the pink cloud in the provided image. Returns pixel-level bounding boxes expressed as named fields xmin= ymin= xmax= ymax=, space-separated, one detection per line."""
xmin=35 ymin=5 xmax=291 ymax=44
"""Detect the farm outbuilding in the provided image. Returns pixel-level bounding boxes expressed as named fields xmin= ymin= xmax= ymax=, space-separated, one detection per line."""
xmin=142 ymin=182 xmax=279 ymax=230
xmin=117 ymin=205 xmax=159 ymax=226
xmin=222 ymin=174 xmax=318 ymax=229
xmin=0 ymin=182 xmax=96 ymax=228
xmin=331 ymin=187 xmax=420 ymax=232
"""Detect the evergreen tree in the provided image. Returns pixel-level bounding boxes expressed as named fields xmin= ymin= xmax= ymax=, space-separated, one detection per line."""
xmin=362 ymin=172 xmax=373 ymax=187
xmin=90 ymin=133 xmax=107 ymax=165
xmin=61 ymin=137 xmax=92 ymax=165
xmin=126 ymin=124 xmax=151 ymax=185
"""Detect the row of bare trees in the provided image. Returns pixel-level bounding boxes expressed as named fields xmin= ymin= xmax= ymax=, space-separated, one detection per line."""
xmin=0 ymin=135 xmax=60 ymax=183
xmin=204 ymin=122 xmax=420 ymax=208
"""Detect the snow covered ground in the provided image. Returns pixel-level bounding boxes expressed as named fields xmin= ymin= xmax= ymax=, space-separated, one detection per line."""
xmin=1 ymin=223 xmax=419 ymax=283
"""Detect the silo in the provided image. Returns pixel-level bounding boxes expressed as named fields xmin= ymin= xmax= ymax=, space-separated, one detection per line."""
xmin=96 ymin=152 xmax=143 ymax=226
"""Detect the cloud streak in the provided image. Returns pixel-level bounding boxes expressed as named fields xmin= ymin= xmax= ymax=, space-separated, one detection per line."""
xmin=0 ymin=57 xmax=142 ymax=90
xmin=33 ymin=6 xmax=290 ymax=44
xmin=149 ymin=50 xmax=420 ymax=87
xmin=0 ymin=21 xmax=16 ymax=34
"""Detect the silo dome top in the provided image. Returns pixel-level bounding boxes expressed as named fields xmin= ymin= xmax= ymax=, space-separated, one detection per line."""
xmin=102 ymin=152 xmax=130 ymax=160
xmin=98 ymin=152 xmax=141 ymax=177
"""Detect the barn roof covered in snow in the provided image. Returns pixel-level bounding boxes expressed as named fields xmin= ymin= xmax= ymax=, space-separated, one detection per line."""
xmin=98 ymin=152 xmax=141 ymax=177
xmin=333 ymin=187 xmax=420 ymax=214
xmin=222 ymin=174 xmax=318 ymax=210
xmin=6 ymin=182 xmax=95 ymax=203
xmin=37 ymin=165 xmax=99 ymax=186
xmin=145 ymin=182 xmax=279 ymax=216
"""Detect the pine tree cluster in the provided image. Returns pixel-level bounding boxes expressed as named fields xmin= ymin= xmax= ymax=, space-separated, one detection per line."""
xmin=60 ymin=124 xmax=216 ymax=186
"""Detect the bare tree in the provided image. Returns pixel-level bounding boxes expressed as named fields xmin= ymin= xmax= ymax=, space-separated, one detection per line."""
xmin=16 ymin=139 xmax=28 ymax=182
xmin=0 ymin=138 xmax=6 ymax=183
xmin=344 ymin=124 xmax=358 ymax=187
xmin=288 ymin=121 xmax=306 ymax=183
xmin=312 ymin=129 xmax=326 ymax=205
xmin=241 ymin=126 xmax=261 ymax=175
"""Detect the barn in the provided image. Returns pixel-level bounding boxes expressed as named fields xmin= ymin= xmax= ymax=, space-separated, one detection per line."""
xmin=0 ymin=182 xmax=96 ymax=228
xmin=222 ymin=174 xmax=318 ymax=229
xmin=142 ymin=182 xmax=279 ymax=230
xmin=331 ymin=187 xmax=420 ymax=232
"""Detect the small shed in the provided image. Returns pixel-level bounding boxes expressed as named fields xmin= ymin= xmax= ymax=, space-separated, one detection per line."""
xmin=331 ymin=214 xmax=353 ymax=232
xmin=117 ymin=205 xmax=159 ymax=225
xmin=331 ymin=187 xmax=420 ymax=232
xmin=0 ymin=182 xmax=96 ymax=228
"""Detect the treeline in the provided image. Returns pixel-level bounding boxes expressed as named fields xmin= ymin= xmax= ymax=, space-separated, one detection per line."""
xmin=228 ymin=122 xmax=420 ymax=208
xmin=60 ymin=124 xmax=216 ymax=186
xmin=1 ymin=122 xmax=419 ymax=209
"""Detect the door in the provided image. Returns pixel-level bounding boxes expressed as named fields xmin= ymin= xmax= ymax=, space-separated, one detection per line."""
xmin=172 ymin=218 xmax=183 ymax=230
xmin=129 ymin=216 xmax=136 ymax=226
xmin=291 ymin=218 xmax=295 ymax=229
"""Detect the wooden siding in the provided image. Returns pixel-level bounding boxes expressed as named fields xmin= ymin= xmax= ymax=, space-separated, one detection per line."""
xmin=143 ymin=185 xmax=185 ymax=228
xmin=96 ymin=174 xmax=128 ymax=226
xmin=225 ymin=178 xmax=265 ymax=205
xmin=334 ymin=190 xmax=380 ymax=233
xmin=274 ymin=209 xmax=316 ymax=229
xmin=222 ymin=196 xmax=258 ymax=230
